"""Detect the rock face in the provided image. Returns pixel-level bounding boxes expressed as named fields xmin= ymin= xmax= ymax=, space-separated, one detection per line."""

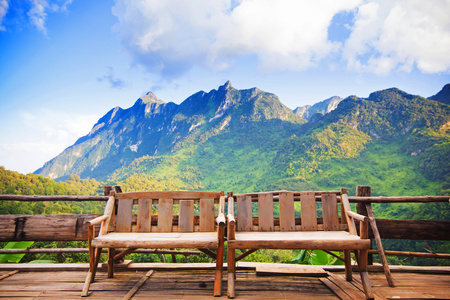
xmin=293 ymin=96 xmax=343 ymax=120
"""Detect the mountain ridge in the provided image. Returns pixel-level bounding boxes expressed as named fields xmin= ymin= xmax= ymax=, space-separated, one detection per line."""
xmin=35 ymin=82 xmax=449 ymax=196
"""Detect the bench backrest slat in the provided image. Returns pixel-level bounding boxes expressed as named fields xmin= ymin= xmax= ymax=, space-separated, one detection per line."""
xmin=137 ymin=198 xmax=152 ymax=232
xmin=157 ymin=198 xmax=173 ymax=232
xmin=258 ymin=193 xmax=274 ymax=231
xmin=199 ymin=198 xmax=215 ymax=232
xmin=179 ymin=200 xmax=194 ymax=232
xmin=322 ymin=193 xmax=339 ymax=231
xmin=279 ymin=192 xmax=295 ymax=232
xmin=237 ymin=195 xmax=253 ymax=231
xmin=116 ymin=199 xmax=133 ymax=232
xmin=300 ymin=192 xmax=317 ymax=231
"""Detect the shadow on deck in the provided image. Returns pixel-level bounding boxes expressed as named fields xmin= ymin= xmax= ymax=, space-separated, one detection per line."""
xmin=0 ymin=262 xmax=449 ymax=299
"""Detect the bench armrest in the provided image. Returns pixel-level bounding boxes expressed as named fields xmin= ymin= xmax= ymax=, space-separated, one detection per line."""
xmin=227 ymin=196 xmax=236 ymax=240
xmin=216 ymin=195 xmax=226 ymax=226
xmin=87 ymin=214 xmax=108 ymax=227
xmin=216 ymin=213 xmax=226 ymax=226
xmin=346 ymin=210 xmax=369 ymax=239
xmin=346 ymin=211 xmax=368 ymax=222
xmin=86 ymin=196 xmax=115 ymax=242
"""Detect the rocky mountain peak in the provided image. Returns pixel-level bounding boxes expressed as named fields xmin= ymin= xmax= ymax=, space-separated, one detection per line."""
xmin=219 ymin=80 xmax=232 ymax=91
xmin=139 ymin=92 xmax=165 ymax=105
xmin=293 ymin=96 xmax=343 ymax=121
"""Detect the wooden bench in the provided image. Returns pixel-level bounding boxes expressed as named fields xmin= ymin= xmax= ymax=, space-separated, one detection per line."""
xmin=82 ymin=190 xmax=226 ymax=297
xmin=226 ymin=189 xmax=374 ymax=299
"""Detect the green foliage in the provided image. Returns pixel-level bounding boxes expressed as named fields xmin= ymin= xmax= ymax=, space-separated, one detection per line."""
xmin=291 ymin=250 xmax=345 ymax=266
xmin=0 ymin=241 xmax=34 ymax=263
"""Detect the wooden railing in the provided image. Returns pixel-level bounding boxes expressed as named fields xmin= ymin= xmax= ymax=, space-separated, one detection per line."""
xmin=0 ymin=186 xmax=448 ymax=261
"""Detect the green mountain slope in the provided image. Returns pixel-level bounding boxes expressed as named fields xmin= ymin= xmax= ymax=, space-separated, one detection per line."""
xmin=35 ymin=82 xmax=449 ymax=197
xmin=264 ymin=88 xmax=450 ymax=195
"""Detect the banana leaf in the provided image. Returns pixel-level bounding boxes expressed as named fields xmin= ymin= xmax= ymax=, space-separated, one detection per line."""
xmin=0 ymin=241 xmax=34 ymax=263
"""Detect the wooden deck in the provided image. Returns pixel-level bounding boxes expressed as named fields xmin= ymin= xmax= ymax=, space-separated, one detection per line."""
xmin=0 ymin=263 xmax=449 ymax=299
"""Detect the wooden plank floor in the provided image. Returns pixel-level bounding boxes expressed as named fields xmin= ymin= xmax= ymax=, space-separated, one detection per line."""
xmin=0 ymin=264 xmax=449 ymax=299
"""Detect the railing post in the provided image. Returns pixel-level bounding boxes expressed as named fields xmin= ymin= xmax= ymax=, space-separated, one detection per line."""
xmin=356 ymin=186 xmax=372 ymax=264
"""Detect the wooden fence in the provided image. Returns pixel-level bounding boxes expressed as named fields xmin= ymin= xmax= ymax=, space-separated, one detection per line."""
xmin=0 ymin=186 xmax=448 ymax=261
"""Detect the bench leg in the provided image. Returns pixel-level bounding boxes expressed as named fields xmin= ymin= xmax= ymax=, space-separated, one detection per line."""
xmin=214 ymin=226 xmax=225 ymax=297
xmin=81 ymin=246 xmax=101 ymax=296
xmin=227 ymin=247 xmax=236 ymax=299
xmin=358 ymin=250 xmax=374 ymax=300
xmin=108 ymin=248 xmax=115 ymax=278
xmin=91 ymin=247 xmax=102 ymax=283
xmin=344 ymin=250 xmax=352 ymax=281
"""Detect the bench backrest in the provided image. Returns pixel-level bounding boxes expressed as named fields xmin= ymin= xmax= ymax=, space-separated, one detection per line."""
xmin=233 ymin=189 xmax=350 ymax=232
xmin=111 ymin=191 xmax=224 ymax=233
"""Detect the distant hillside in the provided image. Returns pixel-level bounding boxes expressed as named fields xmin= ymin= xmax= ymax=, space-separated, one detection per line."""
xmin=429 ymin=83 xmax=450 ymax=105
xmin=0 ymin=167 xmax=104 ymax=214
xmin=35 ymin=82 xmax=449 ymax=196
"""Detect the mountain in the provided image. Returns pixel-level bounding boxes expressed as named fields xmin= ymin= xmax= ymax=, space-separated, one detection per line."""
xmin=267 ymin=87 xmax=450 ymax=194
xmin=35 ymin=81 xmax=304 ymax=184
xmin=35 ymin=82 xmax=450 ymax=196
xmin=293 ymin=96 xmax=343 ymax=120
xmin=429 ymin=83 xmax=450 ymax=105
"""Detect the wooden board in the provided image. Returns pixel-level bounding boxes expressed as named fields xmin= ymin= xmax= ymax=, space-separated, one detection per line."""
xmin=199 ymin=198 xmax=215 ymax=232
xmin=322 ymin=194 xmax=339 ymax=231
xmin=157 ymin=198 xmax=173 ymax=233
xmin=115 ymin=199 xmax=133 ymax=232
xmin=115 ymin=191 xmax=221 ymax=200
xmin=258 ymin=193 xmax=274 ymax=231
xmin=179 ymin=200 xmax=194 ymax=232
xmin=237 ymin=195 xmax=253 ymax=232
xmin=300 ymin=192 xmax=317 ymax=231
xmin=279 ymin=192 xmax=295 ymax=232
xmin=137 ymin=198 xmax=152 ymax=232
xmin=256 ymin=265 xmax=327 ymax=277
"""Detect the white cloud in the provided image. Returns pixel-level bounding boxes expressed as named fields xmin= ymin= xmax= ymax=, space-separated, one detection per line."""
xmin=19 ymin=109 xmax=98 ymax=142
xmin=112 ymin=0 xmax=361 ymax=77
xmin=0 ymin=0 xmax=74 ymax=33
xmin=0 ymin=110 xmax=99 ymax=174
xmin=343 ymin=0 xmax=450 ymax=74
xmin=0 ymin=0 xmax=8 ymax=31
xmin=112 ymin=0 xmax=450 ymax=77
xmin=28 ymin=0 xmax=49 ymax=34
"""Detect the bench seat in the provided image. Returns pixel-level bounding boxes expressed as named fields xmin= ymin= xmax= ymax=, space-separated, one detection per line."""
xmin=229 ymin=231 xmax=370 ymax=250
xmin=92 ymin=232 xmax=219 ymax=249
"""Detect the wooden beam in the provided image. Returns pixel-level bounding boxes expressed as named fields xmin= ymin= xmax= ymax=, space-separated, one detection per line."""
xmin=366 ymin=219 xmax=450 ymax=241
xmin=0 ymin=270 xmax=19 ymax=280
xmin=197 ymin=248 xmax=217 ymax=260
xmin=0 ymin=195 xmax=108 ymax=201
xmin=121 ymin=270 xmax=154 ymax=300
xmin=349 ymin=196 xmax=450 ymax=203
xmin=236 ymin=249 xmax=258 ymax=261
xmin=365 ymin=203 xmax=395 ymax=287
xmin=0 ymin=248 xmax=201 ymax=256
xmin=369 ymin=250 xmax=450 ymax=259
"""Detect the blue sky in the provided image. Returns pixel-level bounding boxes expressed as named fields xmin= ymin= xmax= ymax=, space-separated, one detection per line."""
xmin=1 ymin=0 xmax=449 ymax=175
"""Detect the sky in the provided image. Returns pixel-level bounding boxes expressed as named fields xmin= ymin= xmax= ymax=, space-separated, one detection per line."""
xmin=0 ymin=0 xmax=449 ymax=175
